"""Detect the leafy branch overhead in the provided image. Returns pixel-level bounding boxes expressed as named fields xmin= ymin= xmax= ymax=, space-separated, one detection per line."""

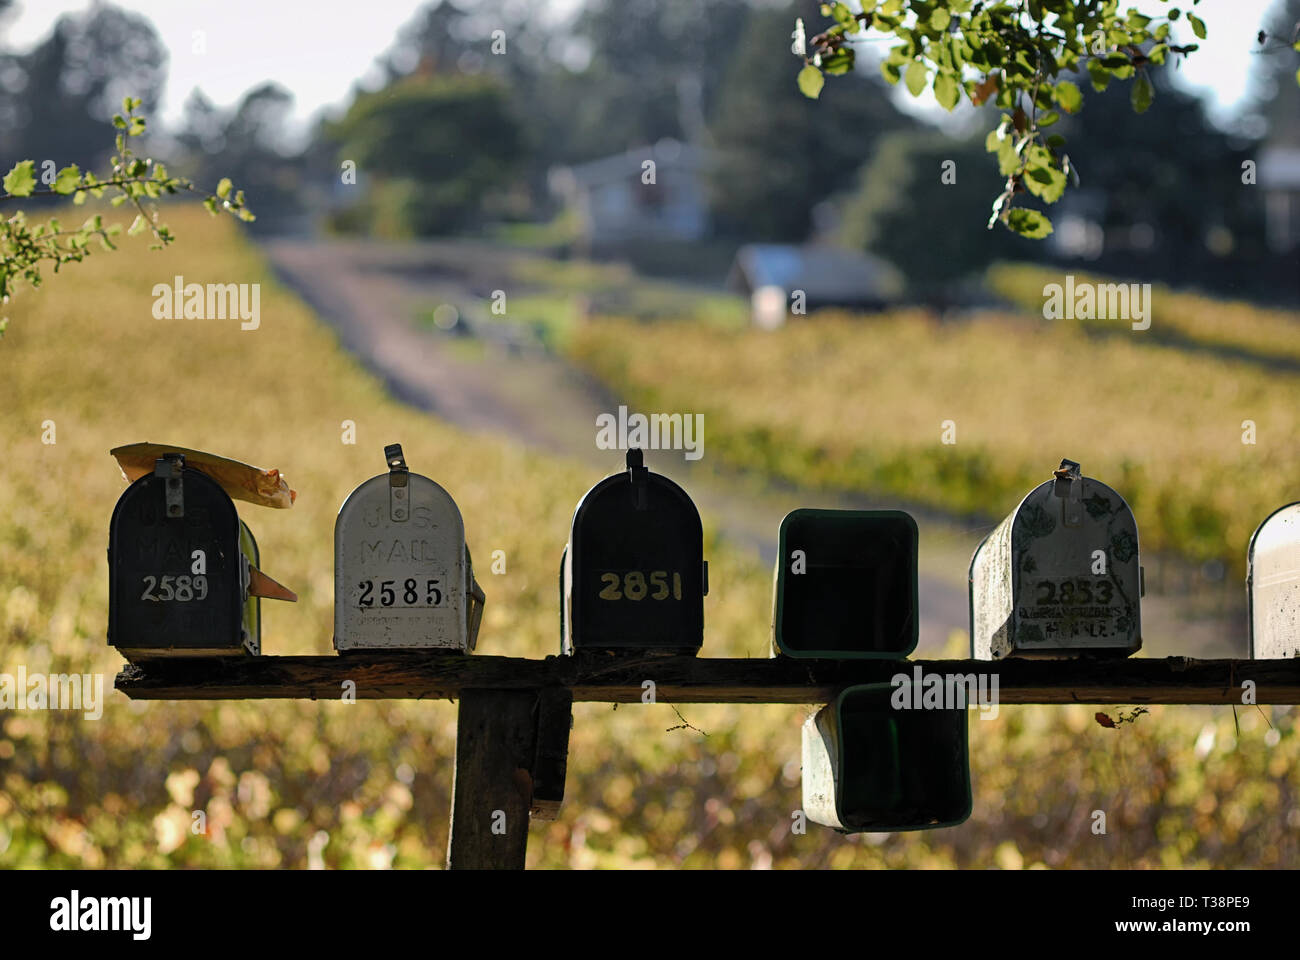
xmin=795 ymin=1 xmax=1225 ymax=238
xmin=0 ymin=97 xmax=255 ymax=335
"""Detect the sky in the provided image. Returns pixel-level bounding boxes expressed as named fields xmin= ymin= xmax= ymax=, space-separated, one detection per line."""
xmin=0 ymin=0 xmax=1286 ymax=136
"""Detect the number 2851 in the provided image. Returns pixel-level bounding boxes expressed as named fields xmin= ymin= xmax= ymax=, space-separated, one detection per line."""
xmin=598 ymin=571 xmax=682 ymax=601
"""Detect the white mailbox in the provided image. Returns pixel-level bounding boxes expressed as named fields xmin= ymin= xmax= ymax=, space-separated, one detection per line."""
xmin=1248 ymin=502 xmax=1300 ymax=659
xmin=970 ymin=459 xmax=1143 ymax=659
xmin=334 ymin=444 xmax=484 ymax=652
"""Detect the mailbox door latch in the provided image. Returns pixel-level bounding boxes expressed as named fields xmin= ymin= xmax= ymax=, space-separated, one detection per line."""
xmin=1053 ymin=458 xmax=1083 ymax=528
xmin=627 ymin=447 xmax=648 ymax=511
xmin=155 ymin=453 xmax=185 ymax=519
xmin=386 ymin=443 xmax=409 ymax=522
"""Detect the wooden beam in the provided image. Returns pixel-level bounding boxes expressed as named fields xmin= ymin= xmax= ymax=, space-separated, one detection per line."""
xmin=446 ymin=690 xmax=537 ymax=870
xmin=113 ymin=653 xmax=1300 ymax=705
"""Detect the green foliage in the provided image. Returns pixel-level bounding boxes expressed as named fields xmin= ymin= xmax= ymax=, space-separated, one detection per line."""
xmin=570 ymin=300 xmax=1300 ymax=570
xmin=838 ymin=130 xmax=1027 ymax=291
xmin=988 ymin=261 xmax=1300 ymax=365
xmin=326 ymin=75 xmax=526 ymax=236
xmin=0 ymin=98 xmax=254 ymax=335
xmin=797 ymin=1 xmax=1209 ymax=237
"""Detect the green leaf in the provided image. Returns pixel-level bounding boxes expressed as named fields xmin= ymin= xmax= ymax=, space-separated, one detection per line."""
xmin=904 ymin=59 xmax=928 ymax=97
xmin=881 ymin=59 xmax=902 ymax=85
xmin=929 ymin=8 xmax=950 ymax=31
xmin=216 ymin=177 xmax=233 ymax=199
xmin=1087 ymin=59 xmax=1112 ymax=92
xmin=3 ymin=160 xmax=36 ymax=197
xmin=822 ymin=48 xmax=855 ymax=76
xmin=1131 ymin=71 xmax=1154 ymax=114
xmin=1005 ymin=208 xmax=1053 ymax=238
xmin=52 ymin=164 xmax=81 ymax=196
xmin=1187 ymin=13 xmax=1206 ymax=40
xmin=934 ymin=71 xmax=959 ymax=110
xmin=797 ymin=64 xmax=824 ymax=99
xmin=829 ymin=2 xmax=858 ymax=32
xmin=128 ymin=214 xmax=147 ymax=236
xmin=1055 ymin=80 xmax=1082 ymax=113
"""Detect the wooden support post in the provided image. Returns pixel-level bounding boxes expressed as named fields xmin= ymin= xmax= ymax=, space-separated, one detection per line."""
xmin=447 ymin=689 xmax=538 ymax=870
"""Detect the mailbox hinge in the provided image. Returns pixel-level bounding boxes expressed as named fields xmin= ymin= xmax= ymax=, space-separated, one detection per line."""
xmin=385 ymin=443 xmax=410 ymax=522
xmin=155 ymin=453 xmax=185 ymax=519
xmin=1053 ymin=458 xmax=1083 ymax=528
xmin=627 ymin=447 xmax=648 ymax=511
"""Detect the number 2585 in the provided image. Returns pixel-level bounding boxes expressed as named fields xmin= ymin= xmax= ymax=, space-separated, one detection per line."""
xmin=358 ymin=578 xmax=442 ymax=607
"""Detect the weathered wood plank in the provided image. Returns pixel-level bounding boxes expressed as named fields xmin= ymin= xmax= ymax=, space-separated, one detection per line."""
xmin=446 ymin=690 xmax=536 ymax=870
xmin=113 ymin=652 xmax=1300 ymax=704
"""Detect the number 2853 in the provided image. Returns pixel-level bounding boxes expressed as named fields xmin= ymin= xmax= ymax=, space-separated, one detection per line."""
xmin=598 ymin=571 xmax=682 ymax=601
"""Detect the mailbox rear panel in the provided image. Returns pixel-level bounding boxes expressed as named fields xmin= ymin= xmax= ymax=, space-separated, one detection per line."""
xmin=1248 ymin=502 xmax=1300 ymax=659
xmin=334 ymin=473 xmax=470 ymax=651
xmin=108 ymin=467 xmax=248 ymax=657
xmin=971 ymin=477 xmax=1141 ymax=659
xmin=803 ymin=683 xmax=971 ymax=832
xmin=566 ymin=470 xmax=704 ymax=652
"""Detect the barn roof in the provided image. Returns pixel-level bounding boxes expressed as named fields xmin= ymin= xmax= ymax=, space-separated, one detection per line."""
xmin=730 ymin=244 xmax=903 ymax=301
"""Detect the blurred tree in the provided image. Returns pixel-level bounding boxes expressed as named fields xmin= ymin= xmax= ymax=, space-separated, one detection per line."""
xmin=325 ymin=74 xmax=526 ymax=236
xmin=1250 ymin=0 xmax=1300 ymax=145
xmin=708 ymin=0 xmax=908 ymax=242
xmin=842 ymin=66 xmax=1266 ymax=296
xmin=0 ymin=4 xmax=166 ymax=170
xmin=839 ymin=129 xmax=1028 ymax=294
xmin=545 ymin=0 xmax=752 ymax=162
xmin=1048 ymin=66 xmax=1264 ymax=289
xmin=174 ymin=83 xmax=305 ymax=232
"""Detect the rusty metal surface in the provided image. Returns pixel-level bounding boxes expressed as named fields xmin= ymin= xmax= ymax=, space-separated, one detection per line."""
xmin=971 ymin=462 xmax=1141 ymax=659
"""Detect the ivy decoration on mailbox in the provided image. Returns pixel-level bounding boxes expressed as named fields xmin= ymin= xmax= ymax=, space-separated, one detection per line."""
xmin=802 ymin=683 xmax=972 ymax=833
xmin=772 ymin=508 xmax=918 ymax=658
xmin=969 ymin=458 xmax=1143 ymax=660
xmin=334 ymin=444 xmax=485 ymax=652
xmin=107 ymin=443 xmax=298 ymax=661
xmin=1247 ymin=502 xmax=1300 ymax=659
xmin=561 ymin=448 xmax=707 ymax=653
